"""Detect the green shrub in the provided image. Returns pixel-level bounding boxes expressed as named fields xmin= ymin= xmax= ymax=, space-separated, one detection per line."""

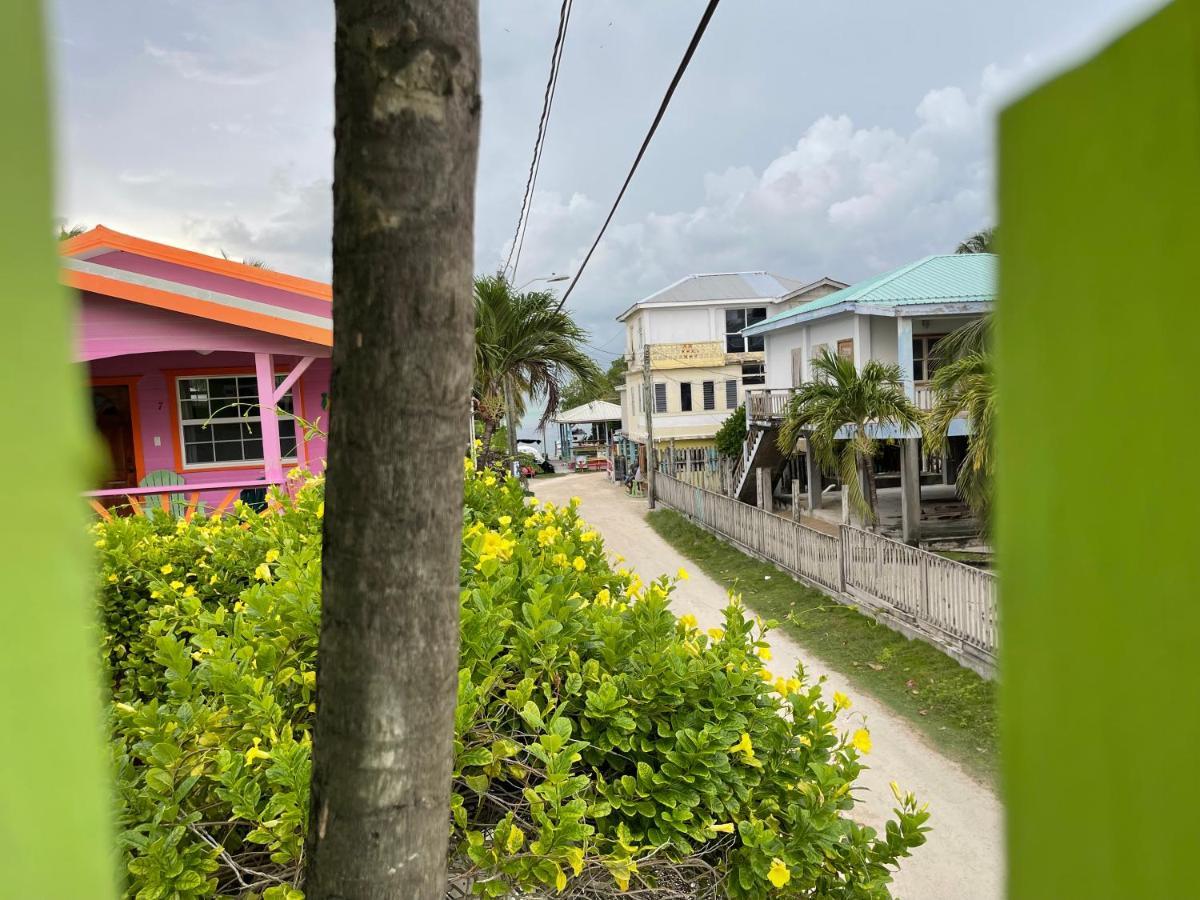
xmin=714 ymin=406 xmax=748 ymax=460
xmin=95 ymin=465 xmax=927 ymax=898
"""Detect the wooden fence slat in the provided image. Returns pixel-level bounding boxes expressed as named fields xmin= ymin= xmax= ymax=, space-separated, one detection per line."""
xmin=653 ymin=472 xmax=997 ymax=668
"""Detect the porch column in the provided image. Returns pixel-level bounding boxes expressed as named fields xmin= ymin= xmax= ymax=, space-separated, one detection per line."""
xmin=897 ymin=317 xmax=915 ymax=404
xmin=254 ymin=352 xmax=284 ymax=484
xmin=791 ymin=478 xmax=801 ymax=521
xmin=941 ymin=448 xmax=953 ymax=485
xmin=804 ymin=439 xmax=823 ymax=513
xmin=900 ymin=437 xmax=922 ymax=545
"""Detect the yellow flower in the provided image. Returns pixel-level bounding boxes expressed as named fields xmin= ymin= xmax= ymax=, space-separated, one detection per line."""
xmin=170 ymin=580 xmax=184 ymax=589
xmin=679 ymin=613 xmax=697 ymax=629
xmin=572 ymin=556 xmax=587 ymax=572
xmin=528 ymin=497 xmax=540 ymax=507
xmin=785 ymin=677 xmax=801 ymax=694
xmin=580 ymin=530 xmax=597 ymax=543
xmin=150 ymin=590 xmax=163 ymax=600
xmin=710 ymin=822 xmax=735 ymax=834
xmin=254 ymin=563 xmax=272 ymax=581
xmin=94 ymin=538 xmax=107 ymax=549
xmin=707 ymin=627 xmax=725 ymax=641
xmin=570 ymin=496 xmax=581 ymax=506
xmin=595 ymin=588 xmax=611 ymax=606
xmin=160 ymin=564 xmax=173 ymax=575
xmin=244 ymin=737 xmax=271 ymax=764
xmin=758 ymin=667 xmax=773 ymax=682
xmin=833 ymin=691 xmax=852 ymax=712
xmin=107 ymin=574 xmax=118 ymax=583
xmin=498 ymin=515 xmax=512 ymax=527
xmin=552 ymin=553 xmax=568 ymax=567
xmin=756 ymin=645 xmax=772 ymax=662
xmin=482 ymin=473 xmax=496 ymax=486
xmin=316 ymin=501 xmax=324 ymax=519
xmin=480 ymin=530 xmax=516 ymax=561
xmin=265 ymin=548 xmax=280 ymax=563
xmin=852 ymin=728 xmax=872 ymax=754
xmin=183 ymin=585 xmax=196 ymax=598
xmin=767 ymin=858 xmax=791 ymax=889
xmin=676 ymin=567 xmax=690 ymax=581
xmin=729 ymin=732 xmax=753 ymax=756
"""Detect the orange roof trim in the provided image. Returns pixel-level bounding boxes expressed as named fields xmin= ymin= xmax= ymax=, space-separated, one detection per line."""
xmin=65 ymin=268 xmax=332 ymax=347
xmin=59 ymin=225 xmax=332 ymax=302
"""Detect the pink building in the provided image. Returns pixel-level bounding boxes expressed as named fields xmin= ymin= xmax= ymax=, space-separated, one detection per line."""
xmin=64 ymin=226 xmax=332 ymax=515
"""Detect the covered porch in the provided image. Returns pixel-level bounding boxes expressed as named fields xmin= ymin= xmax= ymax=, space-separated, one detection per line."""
xmin=64 ymin=226 xmax=333 ymax=517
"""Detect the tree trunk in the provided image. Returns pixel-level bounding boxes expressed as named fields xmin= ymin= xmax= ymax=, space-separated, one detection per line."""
xmin=478 ymin=414 xmax=498 ymax=469
xmin=305 ymin=3 xmax=480 ymax=898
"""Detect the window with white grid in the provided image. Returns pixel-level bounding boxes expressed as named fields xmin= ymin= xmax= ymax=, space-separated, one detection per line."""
xmin=176 ymin=374 xmax=298 ymax=468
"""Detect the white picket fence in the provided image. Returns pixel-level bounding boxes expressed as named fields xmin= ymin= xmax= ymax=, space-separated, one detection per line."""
xmin=654 ymin=473 xmax=998 ymax=676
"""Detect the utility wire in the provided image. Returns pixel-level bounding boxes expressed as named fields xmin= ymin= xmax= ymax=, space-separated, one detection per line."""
xmin=503 ymin=0 xmax=574 ymax=281
xmin=555 ymin=0 xmax=722 ymax=310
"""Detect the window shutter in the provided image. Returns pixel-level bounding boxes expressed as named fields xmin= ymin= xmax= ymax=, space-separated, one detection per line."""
xmin=725 ymin=379 xmax=737 ymax=408
xmin=702 ymin=381 xmax=715 ymax=410
xmin=654 ymin=382 xmax=667 ymax=413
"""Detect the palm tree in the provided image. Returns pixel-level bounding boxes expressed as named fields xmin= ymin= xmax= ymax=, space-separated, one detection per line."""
xmin=924 ymin=320 xmax=995 ymax=523
xmin=473 ymin=273 xmax=600 ymax=467
xmin=955 ymin=226 xmax=996 ymax=254
xmin=778 ymin=348 xmax=923 ymax=525
xmin=57 ymin=223 xmax=87 ymax=240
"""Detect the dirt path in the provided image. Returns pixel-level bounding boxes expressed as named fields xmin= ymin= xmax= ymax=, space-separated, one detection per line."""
xmin=534 ymin=473 xmax=1004 ymax=900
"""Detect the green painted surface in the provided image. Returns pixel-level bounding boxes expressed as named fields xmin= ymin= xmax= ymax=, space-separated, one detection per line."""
xmin=997 ymin=3 xmax=1199 ymax=896
xmin=0 ymin=3 xmax=116 ymax=897
xmin=748 ymin=253 xmax=996 ymax=334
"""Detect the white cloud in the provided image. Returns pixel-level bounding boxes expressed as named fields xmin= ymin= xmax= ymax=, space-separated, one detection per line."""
xmin=506 ymin=61 xmax=1033 ymax=326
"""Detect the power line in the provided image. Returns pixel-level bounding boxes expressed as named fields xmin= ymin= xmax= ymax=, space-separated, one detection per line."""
xmin=555 ymin=0 xmax=722 ymax=310
xmin=503 ymin=0 xmax=574 ymax=281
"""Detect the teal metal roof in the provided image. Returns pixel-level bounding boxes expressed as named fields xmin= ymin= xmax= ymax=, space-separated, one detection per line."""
xmin=745 ymin=254 xmax=996 ymax=335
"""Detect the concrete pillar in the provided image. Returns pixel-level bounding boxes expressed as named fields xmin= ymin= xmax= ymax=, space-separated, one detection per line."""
xmin=791 ymin=478 xmax=801 ymax=521
xmin=897 ymin=316 xmax=915 ymax=402
xmin=900 ymin=437 xmax=922 ymax=545
xmin=804 ymin=444 xmax=822 ymax=513
xmin=757 ymin=467 xmax=772 ymax=512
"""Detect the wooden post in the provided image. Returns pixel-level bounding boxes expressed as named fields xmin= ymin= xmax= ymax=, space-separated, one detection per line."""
xmin=756 ymin=467 xmax=771 ymax=512
xmin=900 ymin=436 xmax=921 ymax=545
xmin=792 ymin=478 xmax=801 ymax=521
xmin=255 ymin=352 xmax=284 ymax=484
xmin=805 ymin=442 xmax=822 ymax=513
xmin=644 ymin=346 xmax=656 ymax=509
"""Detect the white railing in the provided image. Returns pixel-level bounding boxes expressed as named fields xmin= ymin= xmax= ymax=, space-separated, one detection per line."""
xmin=746 ymin=388 xmax=796 ymax=420
xmin=653 ymin=472 xmax=998 ymax=676
xmin=913 ymin=382 xmax=935 ymax=411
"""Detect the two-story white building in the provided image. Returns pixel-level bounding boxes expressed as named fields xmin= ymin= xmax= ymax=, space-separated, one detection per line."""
xmin=617 ymin=272 xmax=846 ymax=461
xmin=739 ymin=253 xmax=996 ymax=543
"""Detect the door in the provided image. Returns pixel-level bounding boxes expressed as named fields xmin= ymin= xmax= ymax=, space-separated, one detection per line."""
xmin=92 ymin=384 xmax=138 ymax=489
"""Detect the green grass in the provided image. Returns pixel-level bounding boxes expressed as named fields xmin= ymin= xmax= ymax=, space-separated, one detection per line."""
xmin=647 ymin=509 xmax=999 ymax=787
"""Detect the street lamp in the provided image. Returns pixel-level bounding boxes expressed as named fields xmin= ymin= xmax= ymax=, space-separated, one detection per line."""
xmin=516 ymin=273 xmax=570 ymax=291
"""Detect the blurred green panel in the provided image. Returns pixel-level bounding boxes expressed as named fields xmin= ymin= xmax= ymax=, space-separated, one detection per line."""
xmin=998 ymin=3 xmax=1200 ymax=896
xmin=0 ymin=2 xmax=116 ymax=897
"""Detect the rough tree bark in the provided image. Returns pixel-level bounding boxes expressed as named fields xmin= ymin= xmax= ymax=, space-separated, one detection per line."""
xmin=304 ymin=2 xmax=480 ymax=897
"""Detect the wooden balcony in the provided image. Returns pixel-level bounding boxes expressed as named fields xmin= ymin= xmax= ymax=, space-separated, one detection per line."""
xmin=747 ymin=383 xmax=939 ymax=423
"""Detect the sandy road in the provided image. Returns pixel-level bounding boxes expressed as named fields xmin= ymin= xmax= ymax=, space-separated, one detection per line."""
xmin=534 ymin=473 xmax=1004 ymax=900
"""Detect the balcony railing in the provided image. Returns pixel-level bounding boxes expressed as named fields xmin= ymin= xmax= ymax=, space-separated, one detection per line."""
xmin=747 ymin=383 xmax=939 ymax=422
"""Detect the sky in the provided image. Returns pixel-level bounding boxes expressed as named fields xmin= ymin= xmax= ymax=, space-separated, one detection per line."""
xmin=49 ymin=0 xmax=1161 ymax=388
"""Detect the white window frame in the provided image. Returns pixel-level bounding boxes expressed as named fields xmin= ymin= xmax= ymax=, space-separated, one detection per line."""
xmin=653 ymin=382 xmax=668 ymax=414
xmin=175 ymin=373 xmax=299 ymax=471
xmin=725 ymin=307 xmax=768 ymax=353
xmin=912 ymin=334 xmax=947 ymax=382
xmin=740 ymin=362 xmax=766 ymax=386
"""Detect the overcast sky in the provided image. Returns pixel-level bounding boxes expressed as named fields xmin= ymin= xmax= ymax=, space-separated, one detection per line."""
xmin=50 ymin=0 xmax=1160 ymax=364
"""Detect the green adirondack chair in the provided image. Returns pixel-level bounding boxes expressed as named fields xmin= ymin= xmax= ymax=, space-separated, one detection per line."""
xmin=138 ymin=469 xmax=188 ymax=519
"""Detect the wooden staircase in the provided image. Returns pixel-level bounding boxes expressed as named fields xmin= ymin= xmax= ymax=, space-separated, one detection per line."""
xmin=732 ymin=424 xmax=787 ymax=504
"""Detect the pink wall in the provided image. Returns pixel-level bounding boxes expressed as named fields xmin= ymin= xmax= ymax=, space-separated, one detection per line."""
xmin=79 ymin=293 xmax=330 ymax=362
xmin=89 ymin=351 xmax=330 ymax=505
